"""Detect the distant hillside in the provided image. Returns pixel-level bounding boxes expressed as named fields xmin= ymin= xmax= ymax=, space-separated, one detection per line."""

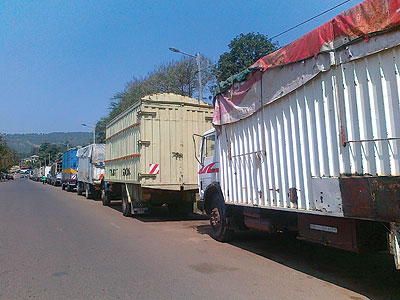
xmin=2 ymin=132 xmax=92 ymax=153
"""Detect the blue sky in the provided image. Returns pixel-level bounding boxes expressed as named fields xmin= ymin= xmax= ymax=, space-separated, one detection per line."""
xmin=0 ymin=0 xmax=358 ymax=134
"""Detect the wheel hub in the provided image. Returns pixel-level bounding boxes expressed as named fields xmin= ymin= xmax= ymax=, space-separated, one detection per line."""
xmin=210 ymin=207 xmax=221 ymax=228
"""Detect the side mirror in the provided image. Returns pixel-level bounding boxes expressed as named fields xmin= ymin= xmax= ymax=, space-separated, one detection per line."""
xmin=192 ymin=134 xmax=204 ymax=167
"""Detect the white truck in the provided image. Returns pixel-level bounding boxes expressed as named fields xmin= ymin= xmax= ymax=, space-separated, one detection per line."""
xmin=197 ymin=0 xmax=400 ymax=269
xmin=76 ymin=144 xmax=105 ymax=199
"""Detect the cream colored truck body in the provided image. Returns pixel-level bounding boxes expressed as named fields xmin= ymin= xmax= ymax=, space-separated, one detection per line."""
xmin=104 ymin=93 xmax=213 ymax=214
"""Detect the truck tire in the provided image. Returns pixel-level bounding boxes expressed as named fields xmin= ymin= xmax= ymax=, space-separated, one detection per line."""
xmin=209 ymin=195 xmax=233 ymax=242
xmin=62 ymin=184 xmax=65 ymax=190
xmin=122 ymin=188 xmax=132 ymax=217
xmin=101 ymin=189 xmax=110 ymax=206
xmin=77 ymin=182 xmax=83 ymax=195
xmin=67 ymin=185 xmax=73 ymax=192
xmin=85 ymin=184 xmax=91 ymax=199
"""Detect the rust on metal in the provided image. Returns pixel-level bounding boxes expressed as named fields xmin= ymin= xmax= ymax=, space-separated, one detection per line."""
xmin=243 ymin=210 xmax=274 ymax=233
xmin=340 ymin=125 xmax=347 ymax=147
xmin=297 ymin=213 xmax=359 ymax=252
xmin=288 ymin=187 xmax=297 ymax=204
xmin=344 ymin=137 xmax=400 ymax=143
xmin=340 ymin=177 xmax=373 ymax=219
xmin=104 ymin=153 xmax=141 ymax=163
xmin=105 ymin=122 xmax=141 ymax=141
xmin=340 ymin=176 xmax=400 ymax=223
xmin=369 ymin=177 xmax=400 ymax=223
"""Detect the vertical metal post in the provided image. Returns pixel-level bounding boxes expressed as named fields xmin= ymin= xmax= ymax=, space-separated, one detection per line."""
xmin=196 ymin=53 xmax=202 ymax=104
xmin=93 ymin=126 xmax=96 ymax=144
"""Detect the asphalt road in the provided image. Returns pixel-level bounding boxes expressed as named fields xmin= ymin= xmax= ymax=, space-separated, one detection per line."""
xmin=0 ymin=178 xmax=399 ymax=300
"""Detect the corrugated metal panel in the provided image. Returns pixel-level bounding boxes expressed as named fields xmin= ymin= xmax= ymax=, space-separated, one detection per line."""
xmin=219 ymin=43 xmax=400 ymax=215
xmin=105 ymin=93 xmax=213 ymax=190
xmin=105 ymin=102 xmax=141 ymax=183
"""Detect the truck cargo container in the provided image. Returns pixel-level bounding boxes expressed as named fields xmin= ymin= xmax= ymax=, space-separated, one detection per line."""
xmin=32 ymin=168 xmax=41 ymax=181
xmin=198 ymin=0 xmax=400 ymax=269
xmin=42 ymin=166 xmax=51 ymax=177
xmin=77 ymin=144 xmax=105 ymax=199
xmin=103 ymin=93 xmax=213 ymax=216
xmin=50 ymin=159 xmax=62 ymax=186
xmin=61 ymin=148 xmax=78 ymax=192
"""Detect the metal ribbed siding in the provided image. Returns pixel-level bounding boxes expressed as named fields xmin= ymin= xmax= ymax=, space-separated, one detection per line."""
xmin=105 ymin=104 xmax=141 ymax=183
xmin=105 ymin=94 xmax=214 ymax=189
xmin=219 ymin=44 xmax=400 ymax=213
xmin=140 ymin=104 xmax=213 ymax=187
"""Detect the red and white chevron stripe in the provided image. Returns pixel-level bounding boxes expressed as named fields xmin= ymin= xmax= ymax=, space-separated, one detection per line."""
xmin=71 ymin=174 xmax=77 ymax=180
xmin=149 ymin=164 xmax=159 ymax=175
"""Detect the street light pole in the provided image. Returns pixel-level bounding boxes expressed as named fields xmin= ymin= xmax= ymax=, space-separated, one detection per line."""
xmin=81 ymin=124 xmax=95 ymax=144
xmin=169 ymin=47 xmax=202 ymax=104
xmin=196 ymin=53 xmax=202 ymax=104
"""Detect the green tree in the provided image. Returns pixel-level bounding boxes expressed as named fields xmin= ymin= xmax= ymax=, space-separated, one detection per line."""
xmin=96 ymin=56 xmax=216 ymax=140
xmin=0 ymin=136 xmax=17 ymax=172
xmin=30 ymin=143 xmax=64 ymax=167
xmin=215 ymin=32 xmax=279 ymax=82
xmin=149 ymin=56 xmax=215 ymax=98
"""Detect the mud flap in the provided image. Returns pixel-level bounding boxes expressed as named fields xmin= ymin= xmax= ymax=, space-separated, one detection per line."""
xmin=389 ymin=223 xmax=400 ymax=270
xmin=125 ymin=184 xmax=149 ymax=215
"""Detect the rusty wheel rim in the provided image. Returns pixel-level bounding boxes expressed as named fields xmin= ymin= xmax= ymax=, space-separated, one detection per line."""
xmin=210 ymin=206 xmax=221 ymax=230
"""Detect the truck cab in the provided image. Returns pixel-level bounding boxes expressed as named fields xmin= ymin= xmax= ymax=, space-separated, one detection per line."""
xmin=197 ymin=128 xmax=219 ymax=210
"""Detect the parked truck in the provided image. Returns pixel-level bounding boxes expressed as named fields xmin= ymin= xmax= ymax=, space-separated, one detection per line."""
xmin=102 ymin=93 xmax=213 ymax=216
xmin=42 ymin=166 xmax=51 ymax=183
xmin=61 ymin=148 xmax=79 ymax=192
xmin=76 ymin=144 xmax=105 ymax=199
xmin=197 ymin=0 xmax=400 ymax=269
xmin=32 ymin=168 xmax=41 ymax=181
xmin=50 ymin=159 xmax=63 ymax=186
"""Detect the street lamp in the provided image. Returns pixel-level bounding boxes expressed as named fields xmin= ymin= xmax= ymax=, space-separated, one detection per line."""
xmin=82 ymin=123 xmax=95 ymax=144
xmin=169 ymin=47 xmax=202 ymax=103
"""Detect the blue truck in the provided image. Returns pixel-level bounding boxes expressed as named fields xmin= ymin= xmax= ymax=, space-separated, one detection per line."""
xmin=61 ymin=148 xmax=79 ymax=192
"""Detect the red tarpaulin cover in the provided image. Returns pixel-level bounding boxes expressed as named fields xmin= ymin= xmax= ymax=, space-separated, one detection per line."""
xmin=213 ymin=0 xmax=400 ymax=126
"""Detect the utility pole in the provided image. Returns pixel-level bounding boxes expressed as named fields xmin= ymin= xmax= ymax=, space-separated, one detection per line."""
xmin=169 ymin=47 xmax=203 ymax=104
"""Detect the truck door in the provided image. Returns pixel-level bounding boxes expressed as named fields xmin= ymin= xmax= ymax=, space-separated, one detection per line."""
xmin=198 ymin=132 xmax=218 ymax=199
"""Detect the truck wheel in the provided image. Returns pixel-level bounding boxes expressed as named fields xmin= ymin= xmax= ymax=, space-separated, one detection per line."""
xmin=77 ymin=182 xmax=83 ymax=195
xmin=209 ymin=195 xmax=233 ymax=242
xmin=67 ymin=185 xmax=73 ymax=192
xmin=101 ymin=189 xmax=110 ymax=206
xmin=122 ymin=188 xmax=132 ymax=217
xmin=62 ymin=184 xmax=65 ymax=190
xmin=85 ymin=184 xmax=91 ymax=199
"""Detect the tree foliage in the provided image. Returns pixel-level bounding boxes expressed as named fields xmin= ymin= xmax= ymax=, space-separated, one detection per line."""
xmin=19 ymin=142 xmax=69 ymax=169
xmin=0 ymin=136 xmax=17 ymax=172
xmin=95 ymin=56 xmax=216 ymax=142
xmin=215 ymin=32 xmax=279 ymax=82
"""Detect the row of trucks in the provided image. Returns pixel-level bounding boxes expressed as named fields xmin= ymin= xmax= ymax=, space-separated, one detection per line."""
xmin=31 ymin=166 xmax=51 ymax=181
xmin=58 ymin=93 xmax=214 ymax=216
xmin=46 ymin=0 xmax=400 ymax=269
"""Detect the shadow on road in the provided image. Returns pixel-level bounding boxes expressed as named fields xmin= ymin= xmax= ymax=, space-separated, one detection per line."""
xmin=196 ymin=225 xmax=400 ymax=300
xmin=107 ymin=202 xmax=208 ymax=223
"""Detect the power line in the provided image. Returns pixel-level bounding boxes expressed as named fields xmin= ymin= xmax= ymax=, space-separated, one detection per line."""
xmin=270 ymin=0 xmax=351 ymax=40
